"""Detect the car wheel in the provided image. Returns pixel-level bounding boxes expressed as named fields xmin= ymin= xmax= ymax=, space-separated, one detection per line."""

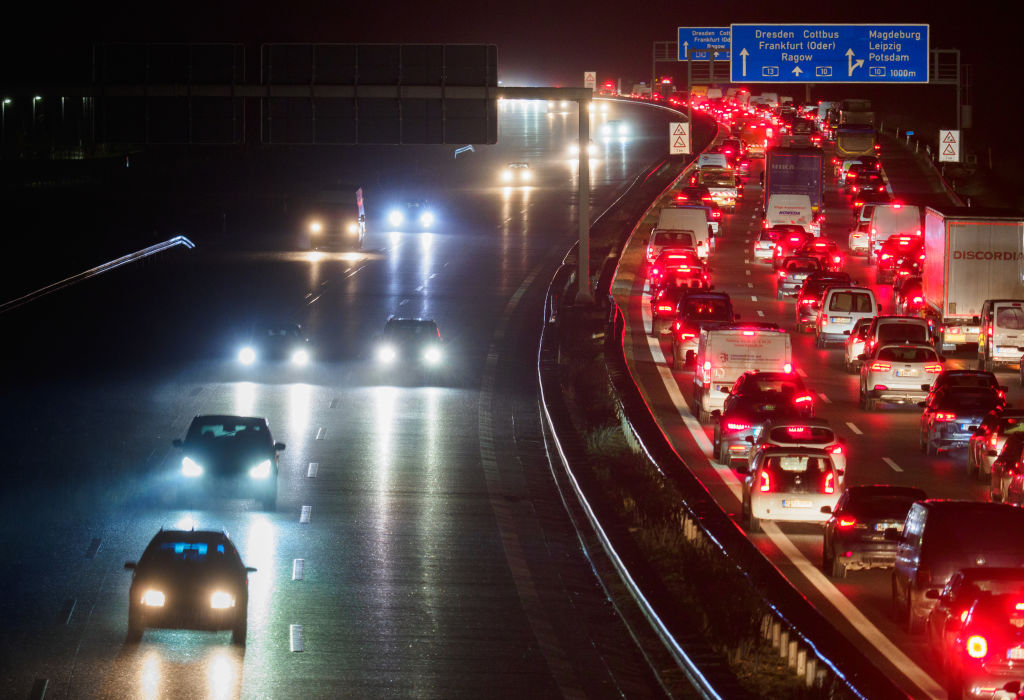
xmin=776 ymin=289 xmax=783 ymax=300
xmin=232 ymin=613 xmax=248 ymax=646
xmin=126 ymin=607 xmax=144 ymax=644
xmin=891 ymin=580 xmax=906 ymax=623
xmin=829 ymin=550 xmax=847 ymax=579
xmin=698 ymin=406 xmax=710 ymax=423
xmin=967 ymin=449 xmax=979 ymax=478
xmin=906 ymin=595 xmax=925 ymax=634
xmin=858 ymin=388 xmax=866 ymax=410
xmin=864 ymin=396 xmax=876 ymax=412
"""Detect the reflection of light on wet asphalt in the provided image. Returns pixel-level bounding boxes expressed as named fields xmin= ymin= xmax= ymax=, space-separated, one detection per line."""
xmin=140 ymin=650 xmax=161 ymax=700
xmin=245 ymin=514 xmax=276 ymax=616
xmin=232 ymin=381 xmax=257 ymax=418
xmin=286 ymin=383 xmax=313 ymax=437
xmin=207 ymin=648 xmax=238 ymax=700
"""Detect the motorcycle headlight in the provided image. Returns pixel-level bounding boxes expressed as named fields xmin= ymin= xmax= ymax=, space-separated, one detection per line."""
xmin=249 ymin=459 xmax=272 ymax=479
xmin=291 ymin=349 xmax=310 ymax=366
xmin=419 ymin=211 xmax=435 ymax=227
xmin=309 ymin=220 xmax=322 ymax=234
xmin=182 ymin=456 xmax=204 ymax=478
xmin=210 ymin=591 xmax=235 ymax=609
xmin=142 ymin=589 xmax=165 ymax=607
xmin=388 ymin=210 xmax=404 ymax=226
xmin=238 ymin=346 xmax=256 ymax=365
xmin=378 ymin=345 xmax=397 ymax=363
xmin=423 ymin=346 xmax=442 ymax=365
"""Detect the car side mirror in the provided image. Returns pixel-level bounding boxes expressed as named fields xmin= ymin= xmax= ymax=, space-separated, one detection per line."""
xmin=988 ymin=450 xmax=999 ymax=457
xmin=735 ymin=462 xmax=749 ymax=475
xmin=925 ymin=589 xmax=940 ymax=600
xmin=275 ymin=442 xmax=286 ymax=451
xmin=972 ymin=315 xmax=981 ymax=325
xmin=719 ymin=387 xmax=731 ymax=394
xmin=820 ymin=505 xmax=833 ymax=515
xmin=245 ymin=566 xmax=258 ymax=574
xmin=843 ymin=330 xmax=851 ymax=336
xmin=974 ymin=426 xmax=986 ymax=435
xmin=124 ymin=562 xmax=136 ymax=571
xmin=172 ymin=439 xmax=183 ymax=448
xmin=837 ymin=469 xmax=845 ymax=478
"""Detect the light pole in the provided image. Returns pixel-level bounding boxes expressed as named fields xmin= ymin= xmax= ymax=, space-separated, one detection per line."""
xmin=1 ymin=98 xmax=10 ymax=145
xmin=32 ymin=95 xmax=41 ymax=127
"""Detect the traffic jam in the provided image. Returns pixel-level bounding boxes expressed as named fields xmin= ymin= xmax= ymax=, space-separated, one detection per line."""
xmin=618 ymin=91 xmax=1024 ymax=699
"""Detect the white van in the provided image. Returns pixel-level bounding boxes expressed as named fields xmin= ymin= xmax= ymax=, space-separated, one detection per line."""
xmin=656 ymin=207 xmax=711 ymax=261
xmin=869 ymin=204 xmax=922 ymax=259
xmin=694 ymin=327 xmax=793 ymax=422
xmin=697 ymin=153 xmax=728 ymax=170
xmin=978 ymin=299 xmax=1024 ymax=370
xmin=765 ymin=194 xmax=819 ymax=236
xmin=815 ymin=287 xmax=879 ymax=347
xmin=645 ymin=228 xmax=696 ymax=263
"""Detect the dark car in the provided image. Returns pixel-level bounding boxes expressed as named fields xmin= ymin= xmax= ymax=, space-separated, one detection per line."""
xmin=822 ymin=484 xmax=926 ymax=578
xmin=919 ymin=386 xmax=1005 ymax=455
xmin=795 ymin=272 xmax=853 ymax=332
xmin=894 ymin=276 xmax=925 ymax=315
xmin=648 ymin=248 xmax=704 ymax=292
xmin=124 ymin=529 xmax=256 ymax=644
xmin=711 ymin=374 xmax=812 ymax=467
xmin=672 ymin=185 xmax=713 ymax=206
xmin=651 ymin=280 xmax=710 ymax=336
xmin=876 ymin=235 xmax=923 ymax=283
xmin=236 ymin=323 xmax=312 ymax=368
xmin=855 ymin=170 xmax=886 ymax=196
xmin=946 ymin=593 xmax=1024 ymax=699
xmin=924 ymin=369 xmax=1003 ymax=403
xmin=992 ymin=434 xmax=1024 ymax=504
xmin=851 ymin=189 xmax=892 ymax=212
xmin=771 ymin=229 xmax=815 ymax=270
xmin=172 ymin=415 xmax=285 ymax=510
xmin=375 ymin=317 xmax=445 ymax=372
xmin=799 ymin=238 xmax=843 ymax=272
xmin=385 ymin=199 xmax=437 ymax=231
xmin=925 ymin=567 xmax=1024 ymax=672
xmin=670 ymin=292 xmax=736 ymax=367
xmin=968 ymin=409 xmax=1024 ymax=481
xmin=776 ymin=256 xmax=821 ymax=300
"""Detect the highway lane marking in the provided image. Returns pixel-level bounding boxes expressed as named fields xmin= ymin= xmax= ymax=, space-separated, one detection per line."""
xmin=315 ymin=427 xmax=325 ymax=440
xmin=756 ymin=310 xmax=764 ymax=317
xmin=85 ymin=538 xmax=101 ymax=559
xmin=883 ymin=457 xmax=904 ymax=472
xmin=345 ymin=265 xmax=365 ymax=279
xmin=329 ymin=398 xmax=339 ymax=409
xmin=817 ymin=393 xmax=831 ymax=404
xmin=299 ymin=505 xmax=312 ymax=524
xmin=58 ymin=599 xmax=76 ymax=625
xmin=747 ymin=282 xmax=753 ymax=288
xmin=416 ymin=285 xmax=425 ymax=292
xmin=796 ymin=368 xmax=807 ymax=377
xmin=290 ymin=624 xmax=304 ymax=652
xmin=292 ymin=559 xmax=305 ymax=580
xmin=745 ymin=270 xmax=750 ymax=276
xmin=750 ymin=295 xmax=757 ymax=302
xmin=399 ymin=299 xmax=408 ymax=306
xmin=306 ymin=462 xmax=318 ymax=478
xmin=846 ymin=422 xmax=863 ymax=435
xmin=744 ymin=258 xmax=750 ymax=264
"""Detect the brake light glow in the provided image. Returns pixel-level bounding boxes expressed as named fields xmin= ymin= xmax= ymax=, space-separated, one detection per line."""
xmin=786 ymin=426 xmax=810 ymax=436
xmin=794 ymin=393 xmax=814 ymax=404
xmin=823 ymin=471 xmax=835 ymax=494
xmin=912 ymin=296 xmax=924 ymax=304
xmin=778 ymin=270 xmax=787 ymax=278
xmin=990 ymin=435 xmax=1000 ymax=448
xmin=783 ymin=363 xmax=793 ymax=373
xmin=966 ymin=635 xmax=988 ymax=659
xmin=924 ymin=363 xmax=943 ymax=373
xmin=742 ymin=330 xmax=755 ymax=336
xmin=837 ymin=515 xmax=857 ymax=529
xmin=830 ymin=444 xmax=844 ymax=456
xmin=726 ymin=421 xmax=751 ymax=431
xmin=759 ymin=470 xmax=771 ymax=492
xmin=934 ymin=412 xmax=957 ymax=422
xmin=869 ymin=362 xmax=892 ymax=371
xmin=656 ymin=304 xmax=674 ymax=313
xmin=703 ymin=361 xmax=711 ymax=373
xmin=800 ymin=298 xmax=816 ymax=305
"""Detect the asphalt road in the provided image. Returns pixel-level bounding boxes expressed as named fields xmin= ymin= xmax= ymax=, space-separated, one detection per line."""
xmin=614 ymin=128 xmax=1008 ymax=699
xmin=0 ymin=100 xmax=686 ymax=699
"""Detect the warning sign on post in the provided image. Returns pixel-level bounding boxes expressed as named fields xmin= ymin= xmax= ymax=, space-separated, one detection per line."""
xmin=939 ymin=129 xmax=960 ymax=163
xmin=584 ymin=71 xmax=596 ymax=90
xmin=670 ymin=122 xmax=690 ymax=155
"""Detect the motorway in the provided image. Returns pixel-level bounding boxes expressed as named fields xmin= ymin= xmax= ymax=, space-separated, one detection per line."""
xmin=0 ymin=100 xmax=688 ymax=699
xmin=614 ymin=126 xmax=1003 ymax=699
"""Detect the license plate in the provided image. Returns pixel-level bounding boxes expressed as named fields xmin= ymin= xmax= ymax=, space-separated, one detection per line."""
xmin=875 ymin=522 xmax=903 ymax=532
xmin=950 ymin=441 xmax=968 ymax=449
xmin=895 ymin=369 xmax=918 ymax=377
xmin=783 ymin=499 xmax=812 ymax=508
xmin=830 ymin=316 xmax=851 ymax=323
xmin=761 ymin=404 xmax=776 ymax=411
xmin=1008 ymin=647 xmax=1024 ymax=660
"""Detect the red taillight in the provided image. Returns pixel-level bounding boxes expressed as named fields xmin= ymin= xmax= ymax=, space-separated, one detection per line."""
xmin=881 ymin=253 xmax=891 ymax=260
xmin=823 ymin=471 xmax=835 ymax=494
xmin=837 ymin=515 xmax=856 ymax=529
xmin=713 ymin=211 xmax=721 ymax=219
xmin=869 ymin=362 xmax=892 ymax=371
xmin=833 ymin=255 xmax=842 ymax=263
xmin=924 ymin=363 xmax=943 ymax=373
xmin=726 ymin=421 xmax=751 ymax=432
xmin=794 ymin=393 xmax=814 ymax=405
xmin=778 ymin=270 xmax=787 ymax=278
xmin=759 ymin=470 xmax=771 ymax=492
xmin=934 ymin=412 xmax=957 ymax=422
xmin=786 ymin=426 xmax=810 ymax=436
xmin=830 ymin=444 xmax=844 ymax=456
xmin=988 ymin=326 xmax=994 ymax=337
xmin=742 ymin=330 xmax=755 ymax=336
xmin=800 ymin=298 xmax=816 ymax=305
xmin=966 ymin=635 xmax=988 ymax=659
xmin=656 ymin=304 xmax=674 ymax=313
xmin=783 ymin=363 xmax=793 ymax=374
xmin=990 ymin=435 xmax=1000 ymax=448
xmin=912 ymin=295 xmax=924 ymax=304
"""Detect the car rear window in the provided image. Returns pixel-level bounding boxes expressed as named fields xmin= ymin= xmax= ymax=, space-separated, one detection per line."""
xmin=937 ymin=391 xmax=1001 ymax=412
xmin=878 ymin=323 xmax=928 ymax=343
xmin=767 ymin=426 xmax=835 ymax=444
xmin=847 ymin=495 xmax=918 ymax=520
xmin=927 ymin=510 xmax=1024 ymax=552
xmin=655 ymin=231 xmax=695 ymax=246
xmin=828 ymin=292 xmax=874 ymax=313
xmin=786 ymin=259 xmax=820 ymax=272
xmin=762 ymin=456 xmax=832 ymax=487
xmin=877 ymin=346 xmax=938 ymax=362
xmin=996 ymin=307 xmax=1024 ymax=330
xmin=683 ymin=298 xmax=732 ymax=320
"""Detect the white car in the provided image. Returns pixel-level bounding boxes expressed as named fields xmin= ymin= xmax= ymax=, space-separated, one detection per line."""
xmin=848 ymin=220 xmax=871 ymax=255
xmin=501 ymin=162 xmax=532 ymax=185
xmin=600 ymin=120 xmax=630 ymax=138
xmin=748 ymin=418 xmax=847 ymax=481
xmin=859 ymin=343 xmax=943 ymax=411
xmin=741 ymin=446 xmax=841 ymax=532
xmin=844 ymin=318 xmax=873 ymax=374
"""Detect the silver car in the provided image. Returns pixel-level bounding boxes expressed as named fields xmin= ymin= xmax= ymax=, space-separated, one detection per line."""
xmin=742 ymin=447 xmax=841 ymax=532
xmin=844 ymin=318 xmax=873 ymax=374
xmin=859 ymin=343 xmax=943 ymax=411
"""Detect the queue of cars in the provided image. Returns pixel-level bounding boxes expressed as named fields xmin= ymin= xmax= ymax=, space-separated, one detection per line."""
xmin=639 ymin=95 xmax=1024 ymax=696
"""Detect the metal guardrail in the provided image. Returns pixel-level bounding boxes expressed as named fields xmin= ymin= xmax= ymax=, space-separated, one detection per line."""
xmin=0 ymin=235 xmax=195 ymax=315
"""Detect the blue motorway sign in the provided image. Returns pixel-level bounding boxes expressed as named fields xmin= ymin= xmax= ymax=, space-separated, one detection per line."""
xmin=677 ymin=27 xmax=731 ymax=61
xmin=730 ymin=24 xmax=929 ymax=83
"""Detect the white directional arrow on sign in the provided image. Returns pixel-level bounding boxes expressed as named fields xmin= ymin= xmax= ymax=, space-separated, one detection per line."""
xmin=740 ymin=48 xmax=749 ymax=77
xmin=792 ymin=66 xmax=803 ymax=77
xmin=683 ymin=41 xmax=689 ymax=56
xmin=846 ymin=48 xmax=864 ymax=77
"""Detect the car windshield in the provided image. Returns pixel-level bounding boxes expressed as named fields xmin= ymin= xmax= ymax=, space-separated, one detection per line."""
xmin=786 ymin=259 xmax=819 ymax=272
xmin=187 ymin=420 xmax=266 ymax=442
xmin=878 ymin=324 xmax=928 ymax=343
xmin=385 ymin=321 xmax=439 ymax=340
xmin=945 ymin=374 xmax=996 ymax=389
xmin=877 ymin=346 xmax=938 ymax=363
xmin=828 ymin=292 xmax=873 ymax=313
xmin=928 ymin=510 xmax=1024 ymax=553
xmin=141 ymin=539 xmax=238 ymax=567
xmin=683 ymin=298 xmax=731 ymax=320
xmin=749 ymin=378 xmax=802 ymax=394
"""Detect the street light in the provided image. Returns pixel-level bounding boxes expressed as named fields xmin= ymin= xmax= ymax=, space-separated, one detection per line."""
xmin=1 ymin=98 xmax=10 ymax=148
xmin=32 ymin=95 xmax=41 ymax=124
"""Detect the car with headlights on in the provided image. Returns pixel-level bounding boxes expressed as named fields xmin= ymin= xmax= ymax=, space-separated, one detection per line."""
xmin=501 ymin=162 xmax=532 ymax=185
xmin=796 ymin=272 xmax=853 ymax=333
xmin=859 ymin=343 xmax=944 ymax=411
xmin=567 ymin=138 xmax=598 ymax=158
xmin=600 ymin=119 xmax=630 ymax=138
xmin=741 ymin=446 xmax=841 ymax=533
xmin=375 ymin=317 xmax=445 ymax=375
xmin=968 ymin=409 xmax=1024 ymax=481
xmin=776 ymin=256 xmax=821 ymax=300
xmin=236 ymin=323 xmax=312 ymax=368
xmin=172 ymin=416 xmax=285 ymax=510
xmin=920 ymin=386 xmax=1006 ymax=455
xmin=124 ymin=529 xmax=256 ymax=645
xmin=710 ymin=375 xmax=811 ymax=468
xmin=303 ymin=186 xmax=366 ymax=251
xmin=385 ymin=199 xmax=436 ymax=231
xmin=926 ymin=567 xmax=1024 ymax=672
xmin=821 ymin=485 xmax=925 ymax=579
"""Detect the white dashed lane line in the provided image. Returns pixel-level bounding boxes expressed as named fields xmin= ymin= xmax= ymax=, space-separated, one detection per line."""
xmin=290 ymin=624 xmax=304 ymax=652
xmin=846 ymin=422 xmax=863 ymax=435
xmin=747 ymin=282 xmax=754 ymax=288
xmin=306 ymin=462 xmax=319 ymax=478
xmin=883 ymin=457 xmax=904 ymax=472
xmin=299 ymin=505 xmax=312 ymax=523
xmin=745 ymin=270 xmax=751 ymax=276
xmin=757 ymin=310 xmax=765 ymax=317
xmin=751 ymin=295 xmax=758 ymax=302
xmin=292 ymin=559 xmax=305 ymax=580
xmin=796 ymin=368 xmax=808 ymax=378
xmin=817 ymin=393 xmax=831 ymax=404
